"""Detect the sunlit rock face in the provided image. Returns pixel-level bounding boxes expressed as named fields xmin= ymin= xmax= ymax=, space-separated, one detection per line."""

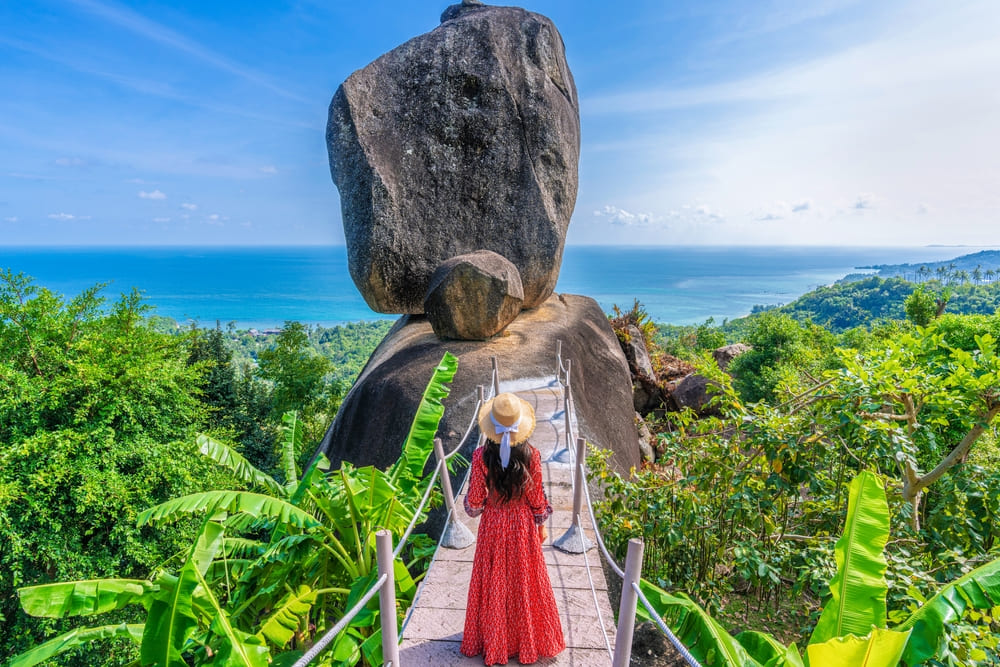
xmin=327 ymin=4 xmax=580 ymax=314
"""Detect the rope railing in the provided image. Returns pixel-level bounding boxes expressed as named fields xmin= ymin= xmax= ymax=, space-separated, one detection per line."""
xmin=552 ymin=340 xmax=700 ymax=667
xmin=296 ymin=363 xmax=499 ymax=667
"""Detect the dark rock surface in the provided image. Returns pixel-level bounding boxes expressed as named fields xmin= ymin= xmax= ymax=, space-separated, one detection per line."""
xmin=424 ymin=250 xmax=523 ymax=340
xmin=672 ymin=373 xmax=722 ymax=416
xmin=713 ymin=342 xmax=751 ymax=372
xmin=327 ymin=4 xmax=580 ymax=314
xmin=625 ymin=325 xmax=656 ymax=379
xmin=319 ymin=293 xmax=639 ymax=482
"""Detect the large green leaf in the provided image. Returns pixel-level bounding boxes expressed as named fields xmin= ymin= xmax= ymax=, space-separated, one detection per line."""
xmin=387 ymin=352 xmax=458 ymax=487
xmin=806 ymin=627 xmax=911 ymax=667
xmin=19 ymin=579 xmax=156 ymax=618
xmin=137 ymin=491 xmax=319 ymax=529
xmin=197 ymin=434 xmax=285 ymax=497
xmin=637 ymin=580 xmax=763 ymax=667
xmin=897 ymin=556 xmax=1000 ymax=666
xmin=7 ymin=623 xmax=144 ymax=667
xmin=192 ymin=566 xmax=270 ymax=667
xmin=280 ymin=411 xmax=303 ymax=495
xmin=737 ymin=630 xmax=786 ymax=665
xmin=255 ymin=584 xmax=317 ymax=648
xmin=141 ymin=518 xmax=224 ymax=667
xmin=809 ymin=471 xmax=890 ymax=645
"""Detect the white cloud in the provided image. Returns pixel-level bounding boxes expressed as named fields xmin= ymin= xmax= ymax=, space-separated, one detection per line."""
xmin=126 ymin=177 xmax=147 ymax=184
xmin=853 ymin=193 xmax=876 ymax=210
xmin=580 ymin=0 xmax=1000 ymax=244
xmin=153 ymin=216 xmax=170 ymax=222
xmin=3 ymin=216 xmax=17 ymax=222
xmin=756 ymin=212 xmax=783 ymax=221
xmin=181 ymin=202 xmax=197 ymax=210
xmin=207 ymin=213 xmax=220 ymax=221
xmin=48 ymin=212 xmax=76 ymax=220
xmin=139 ymin=189 xmax=167 ymax=200
xmin=594 ymin=205 xmax=655 ymax=226
xmin=258 ymin=165 xmax=277 ymax=175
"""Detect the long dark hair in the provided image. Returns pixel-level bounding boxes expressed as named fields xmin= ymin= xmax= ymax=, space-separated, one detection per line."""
xmin=482 ymin=440 xmax=533 ymax=503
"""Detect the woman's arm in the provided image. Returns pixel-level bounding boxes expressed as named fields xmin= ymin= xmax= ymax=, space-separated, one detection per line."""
xmin=526 ymin=446 xmax=553 ymax=525
xmin=463 ymin=447 xmax=487 ymax=518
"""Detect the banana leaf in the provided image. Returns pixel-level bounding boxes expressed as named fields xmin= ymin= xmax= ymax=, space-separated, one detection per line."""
xmin=897 ymin=556 xmax=1000 ymax=666
xmin=192 ymin=566 xmax=270 ymax=667
xmin=387 ymin=352 xmax=458 ymax=488
xmin=806 ymin=627 xmax=911 ymax=667
xmin=636 ymin=580 xmax=763 ymax=667
xmin=19 ymin=579 xmax=156 ymax=618
xmin=141 ymin=518 xmax=224 ymax=667
xmin=197 ymin=434 xmax=285 ymax=497
xmin=280 ymin=411 xmax=303 ymax=495
xmin=763 ymin=643 xmax=805 ymax=667
xmin=7 ymin=623 xmax=143 ymax=667
xmin=255 ymin=584 xmax=317 ymax=648
xmin=809 ymin=471 xmax=890 ymax=645
xmin=737 ymin=630 xmax=787 ymax=665
xmin=137 ymin=491 xmax=319 ymax=529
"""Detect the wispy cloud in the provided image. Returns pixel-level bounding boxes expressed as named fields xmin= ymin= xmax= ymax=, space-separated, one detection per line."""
xmin=594 ymin=205 xmax=656 ymax=226
xmin=853 ymin=193 xmax=876 ymax=210
xmin=181 ymin=203 xmax=198 ymax=210
xmin=153 ymin=216 xmax=171 ymax=222
xmin=47 ymin=212 xmax=91 ymax=221
xmin=259 ymin=165 xmax=278 ymax=175
xmin=54 ymin=157 xmax=87 ymax=167
xmin=3 ymin=216 xmax=17 ymax=223
xmin=139 ymin=189 xmax=167 ymax=200
xmin=64 ymin=0 xmax=309 ymax=103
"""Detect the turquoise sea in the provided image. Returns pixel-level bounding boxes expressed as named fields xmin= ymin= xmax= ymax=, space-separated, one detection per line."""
xmin=0 ymin=246 xmax=992 ymax=327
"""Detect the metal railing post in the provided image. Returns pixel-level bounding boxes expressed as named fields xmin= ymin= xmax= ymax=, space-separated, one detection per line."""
xmin=434 ymin=437 xmax=475 ymax=549
xmin=551 ymin=375 xmax=573 ymax=463
xmin=476 ymin=385 xmax=486 ymax=446
xmin=376 ymin=530 xmax=400 ymax=667
xmin=490 ymin=356 xmax=500 ymax=396
xmin=612 ymin=538 xmax=644 ymax=667
xmin=556 ymin=339 xmax=563 ymax=380
xmin=554 ymin=437 xmax=593 ymax=554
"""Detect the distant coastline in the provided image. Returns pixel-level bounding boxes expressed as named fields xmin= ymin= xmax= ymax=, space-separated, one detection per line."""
xmin=2 ymin=245 xmax=998 ymax=327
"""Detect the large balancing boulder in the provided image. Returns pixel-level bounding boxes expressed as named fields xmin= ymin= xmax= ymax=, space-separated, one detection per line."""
xmin=327 ymin=3 xmax=580 ymax=314
xmin=424 ymin=250 xmax=524 ymax=340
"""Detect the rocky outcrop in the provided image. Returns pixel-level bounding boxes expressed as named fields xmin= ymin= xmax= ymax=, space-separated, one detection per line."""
xmin=672 ymin=373 xmax=722 ymax=417
xmin=318 ymin=294 xmax=639 ymax=477
xmin=424 ymin=250 xmax=523 ymax=340
xmin=327 ymin=4 xmax=580 ymax=314
xmin=713 ymin=343 xmax=751 ymax=372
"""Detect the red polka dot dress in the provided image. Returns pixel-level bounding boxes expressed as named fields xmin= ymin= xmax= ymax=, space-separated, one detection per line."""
xmin=460 ymin=444 xmax=565 ymax=665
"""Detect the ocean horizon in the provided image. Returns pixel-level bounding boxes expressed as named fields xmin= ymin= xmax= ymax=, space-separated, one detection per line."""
xmin=2 ymin=245 xmax=995 ymax=328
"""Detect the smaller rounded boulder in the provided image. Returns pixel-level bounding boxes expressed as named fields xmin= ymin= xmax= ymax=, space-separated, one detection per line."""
xmin=424 ymin=251 xmax=524 ymax=340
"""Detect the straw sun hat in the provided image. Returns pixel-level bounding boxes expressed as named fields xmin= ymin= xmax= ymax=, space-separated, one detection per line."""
xmin=478 ymin=393 xmax=536 ymax=460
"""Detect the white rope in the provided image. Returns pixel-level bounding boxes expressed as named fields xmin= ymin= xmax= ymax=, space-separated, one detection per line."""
xmin=446 ymin=398 xmax=483 ymax=461
xmin=392 ymin=459 xmax=442 ymax=560
xmin=292 ymin=572 xmax=389 ymax=667
xmin=579 ymin=460 xmax=626 ymax=579
xmin=633 ymin=582 xmax=703 ymax=667
xmin=579 ymin=515 xmax=615 ymax=660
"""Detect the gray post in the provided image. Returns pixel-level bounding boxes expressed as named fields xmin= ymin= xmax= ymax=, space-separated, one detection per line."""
xmin=612 ymin=538 xmax=645 ymax=667
xmin=376 ymin=530 xmax=400 ymax=667
xmin=551 ymin=379 xmax=573 ymax=464
xmin=434 ymin=437 xmax=475 ymax=549
xmin=491 ymin=356 xmax=500 ymax=396
xmin=477 ymin=385 xmax=486 ymax=446
xmin=556 ymin=339 xmax=563 ymax=379
xmin=553 ymin=438 xmax=593 ymax=553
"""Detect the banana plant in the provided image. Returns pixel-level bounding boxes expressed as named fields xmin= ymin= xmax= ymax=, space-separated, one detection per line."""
xmin=639 ymin=470 xmax=1000 ymax=666
xmin=12 ymin=352 xmax=459 ymax=666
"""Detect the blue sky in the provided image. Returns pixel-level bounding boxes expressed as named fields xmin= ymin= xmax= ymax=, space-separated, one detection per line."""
xmin=1 ymin=0 xmax=998 ymax=246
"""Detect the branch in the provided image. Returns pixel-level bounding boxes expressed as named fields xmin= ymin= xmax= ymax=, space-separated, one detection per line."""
xmin=911 ymin=400 xmax=1000 ymax=497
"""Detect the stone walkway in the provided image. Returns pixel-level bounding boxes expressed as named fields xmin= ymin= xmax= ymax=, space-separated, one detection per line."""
xmin=399 ymin=379 xmax=617 ymax=665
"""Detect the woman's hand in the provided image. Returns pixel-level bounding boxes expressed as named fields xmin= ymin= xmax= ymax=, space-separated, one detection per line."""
xmin=538 ymin=524 xmax=548 ymax=543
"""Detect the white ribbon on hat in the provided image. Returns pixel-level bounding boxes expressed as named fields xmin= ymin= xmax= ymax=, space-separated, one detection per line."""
xmin=490 ymin=413 xmax=521 ymax=469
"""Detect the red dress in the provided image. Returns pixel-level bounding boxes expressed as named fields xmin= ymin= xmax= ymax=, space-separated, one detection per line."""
xmin=461 ymin=444 xmax=565 ymax=664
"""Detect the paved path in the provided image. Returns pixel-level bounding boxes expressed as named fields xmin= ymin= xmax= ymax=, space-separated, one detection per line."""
xmin=399 ymin=379 xmax=616 ymax=665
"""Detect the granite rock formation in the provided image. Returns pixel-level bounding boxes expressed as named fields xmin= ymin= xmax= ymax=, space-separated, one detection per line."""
xmin=327 ymin=4 xmax=580 ymax=314
xmin=424 ymin=250 xmax=524 ymax=340
xmin=318 ymin=294 xmax=640 ymax=479
xmin=713 ymin=343 xmax=751 ymax=372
